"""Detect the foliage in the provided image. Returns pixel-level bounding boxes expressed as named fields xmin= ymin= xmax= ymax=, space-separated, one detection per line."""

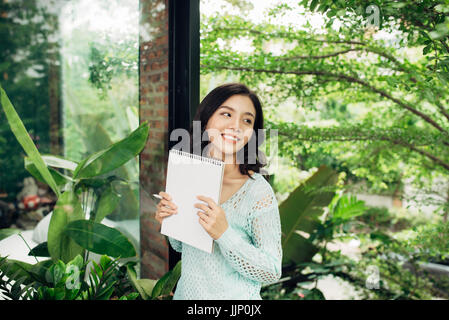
xmin=280 ymin=165 xmax=339 ymax=266
xmin=202 ymin=1 xmax=449 ymax=299
xmin=263 ymin=185 xmax=367 ymax=300
xmin=0 ymin=254 xmax=181 ymax=300
xmin=264 ymin=196 xmax=449 ymax=300
xmin=409 ymin=220 xmax=449 ymax=261
xmin=0 ymin=0 xmax=57 ymax=198
xmin=350 ymin=229 xmax=449 ymax=300
xmin=353 ymin=206 xmax=419 ymax=233
xmin=88 ymin=39 xmax=138 ymax=99
xmin=200 ymin=0 xmax=449 ymax=212
xmin=0 ymin=84 xmax=183 ymax=300
xmin=0 ymin=256 xmax=35 ymax=300
xmin=1 ymin=84 xmax=148 ymax=264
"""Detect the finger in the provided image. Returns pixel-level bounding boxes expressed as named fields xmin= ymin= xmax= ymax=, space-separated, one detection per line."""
xmin=159 ymin=191 xmax=172 ymax=201
xmin=194 ymin=203 xmax=211 ymax=213
xmin=159 ymin=206 xmax=178 ymax=214
xmin=160 ymin=199 xmax=177 ymax=210
xmin=196 ymin=195 xmax=217 ymax=209
xmin=159 ymin=210 xmax=175 ymax=218
xmin=159 ymin=209 xmax=177 ymax=216
xmin=198 ymin=214 xmax=210 ymax=230
xmin=197 ymin=211 xmax=210 ymax=222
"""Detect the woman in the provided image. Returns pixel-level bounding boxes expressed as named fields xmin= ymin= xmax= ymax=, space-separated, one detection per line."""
xmin=155 ymin=83 xmax=282 ymax=300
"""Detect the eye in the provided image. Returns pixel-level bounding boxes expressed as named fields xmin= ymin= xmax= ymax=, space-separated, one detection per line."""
xmin=221 ymin=112 xmax=231 ymax=117
xmin=244 ymin=119 xmax=252 ymax=124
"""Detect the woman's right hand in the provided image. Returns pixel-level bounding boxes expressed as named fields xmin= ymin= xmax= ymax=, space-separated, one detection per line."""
xmin=155 ymin=191 xmax=178 ymax=224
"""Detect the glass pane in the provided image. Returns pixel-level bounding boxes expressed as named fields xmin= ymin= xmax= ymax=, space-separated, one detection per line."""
xmin=0 ymin=0 xmax=139 ymax=264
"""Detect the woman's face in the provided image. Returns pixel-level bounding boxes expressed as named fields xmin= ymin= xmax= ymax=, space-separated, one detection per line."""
xmin=205 ymin=94 xmax=256 ymax=161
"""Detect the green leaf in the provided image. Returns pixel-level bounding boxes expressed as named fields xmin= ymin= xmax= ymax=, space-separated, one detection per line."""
xmin=0 ymin=258 xmax=30 ymax=281
xmin=309 ymin=0 xmax=319 ymax=12
xmin=94 ymin=184 xmax=121 ymax=223
xmin=0 ymin=85 xmax=60 ymax=197
xmin=370 ymin=231 xmax=393 ymax=244
xmin=73 ymin=121 xmax=149 ymax=179
xmin=331 ymin=194 xmax=366 ymax=221
xmin=280 ymin=165 xmax=338 ymax=264
xmin=0 ymin=228 xmax=21 ymax=241
xmin=29 ymin=259 xmax=54 ymax=285
xmin=126 ymin=264 xmax=156 ymax=300
xmin=151 ymin=260 xmax=181 ymax=299
xmin=45 ymin=260 xmax=66 ymax=285
xmin=25 ymin=158 xmax=72 ymax=186
xmin=40 ymin=155 xmax=78 ymax=171
xmin=47 ymin=190 xmax=85 ymax=263
xmin=304 ymin=288 xmax=326 ymax=300
xmin=28 ymin=242 xmax=51 ymax=257
xmin=123 ymin=292 xmax=139 ymax=300
xmin=64 ymin=220 xmax=137 ymax=258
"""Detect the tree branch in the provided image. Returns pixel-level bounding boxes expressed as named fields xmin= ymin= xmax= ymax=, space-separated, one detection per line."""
xmin=275 ymin=125 xmax=449 ymax=172
xmin=391 ymin=138 xmax=449 ymax=172
xmin=209 ymin=65 xmax=448 ymax=135
xmin=211 ymin=27 xmax=367 ymax=45
xmin=436 ymin=101 xmax=449 ymax=123
xmin=279 ymin=48 xmax=359 ymax=60
xmin=440 ymin=39 xmax=449 ymax=54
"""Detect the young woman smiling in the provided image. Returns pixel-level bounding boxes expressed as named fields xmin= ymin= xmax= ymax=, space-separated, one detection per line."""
xmin=155 ymin=83 xmax=282 ymax=300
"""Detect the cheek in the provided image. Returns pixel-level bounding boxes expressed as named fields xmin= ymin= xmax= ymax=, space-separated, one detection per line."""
xmin=243 ymin=128 xmax=254 ymax=142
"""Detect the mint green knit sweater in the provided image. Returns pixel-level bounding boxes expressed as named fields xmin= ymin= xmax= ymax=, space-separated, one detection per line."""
xmin=168 ymin=172 xmax=282 ymax=300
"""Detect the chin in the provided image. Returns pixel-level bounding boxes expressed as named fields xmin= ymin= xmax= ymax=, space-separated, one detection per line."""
xmin=208 ymin=143 xmax=244 ymax=159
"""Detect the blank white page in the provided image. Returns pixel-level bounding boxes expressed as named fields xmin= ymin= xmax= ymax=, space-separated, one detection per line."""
xmin=160 ymin=149 xmax=224 ymax=253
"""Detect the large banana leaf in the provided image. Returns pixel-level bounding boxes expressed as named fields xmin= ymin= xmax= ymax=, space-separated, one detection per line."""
xmin=40 ymin=155 xmax=78 ymax=171
xmin=47 ymin=190 xmax=85 ymax=263
xmin=0 ymin=257 xmax=53 ymax=286
xmin=0 ymin=85 xmax=60 ymax=197
xmin=94 ymin=184 xmax=121 ymax=223
xmin=150 ymin=260 xmax=182 ymax=299
xmin=126 ymin=264 xmax=157 ymax=300
xmin=280 ymin=165 xmax=338 ymax=265
xmin=25 ymin=157 xmax=73 ymax=187
xmin=0 ymin=258 xmax=34 ymax=286
xmin=80 ymin=121 xmax=138 ymax=220
xmin=0 ymin=228 xmax=21 ymax=241
xmin=64 ymin=220 xmax=137 ymax=258
xmin=73 ymin=121 xmax=149 ymax=179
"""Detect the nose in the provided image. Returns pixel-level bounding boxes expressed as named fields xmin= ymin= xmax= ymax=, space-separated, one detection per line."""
xmin=228 ymin=117 xmax=241 ymax=132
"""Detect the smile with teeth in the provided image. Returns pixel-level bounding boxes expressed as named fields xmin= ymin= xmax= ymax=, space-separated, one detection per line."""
xmin=221 ymin=134 xmax=240 ymax=143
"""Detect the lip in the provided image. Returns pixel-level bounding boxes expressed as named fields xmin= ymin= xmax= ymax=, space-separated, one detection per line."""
xmin=221 ymin=133 xmax=240 ymax=144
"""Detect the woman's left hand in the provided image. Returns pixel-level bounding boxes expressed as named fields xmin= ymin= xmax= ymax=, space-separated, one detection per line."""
xmin=194 ymin=195 xmax=228 ymax=240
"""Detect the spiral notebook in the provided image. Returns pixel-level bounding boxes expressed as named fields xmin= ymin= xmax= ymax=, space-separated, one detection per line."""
xmin=160 ymin=148 xmax=225 ymax=253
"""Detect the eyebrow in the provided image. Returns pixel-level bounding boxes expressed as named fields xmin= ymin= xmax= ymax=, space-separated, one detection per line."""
xmin=218 ymin=105 xmax=255 ymax=119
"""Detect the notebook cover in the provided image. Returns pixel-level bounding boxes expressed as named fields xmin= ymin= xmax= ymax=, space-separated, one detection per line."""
xmin=160 ymin=149 xmax=225 ymax=253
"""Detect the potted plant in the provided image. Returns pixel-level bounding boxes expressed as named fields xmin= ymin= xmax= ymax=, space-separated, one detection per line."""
xmin=0 ymin=85 xmax=180 ymax=300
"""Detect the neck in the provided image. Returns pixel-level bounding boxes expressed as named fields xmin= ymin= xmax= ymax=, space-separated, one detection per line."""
xmin=224 ymin=162 xmax=240 ymax=179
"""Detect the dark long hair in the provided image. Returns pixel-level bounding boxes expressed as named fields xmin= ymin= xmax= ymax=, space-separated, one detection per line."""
xmin=187 ymin=83 xmax=267 ymax=180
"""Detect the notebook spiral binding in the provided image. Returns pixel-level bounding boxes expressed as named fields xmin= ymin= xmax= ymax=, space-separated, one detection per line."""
xmin=170 ymin=148 xmax=224 ymax=166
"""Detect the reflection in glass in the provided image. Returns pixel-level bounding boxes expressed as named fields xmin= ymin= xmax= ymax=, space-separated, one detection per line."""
xmin=0 ymin=0 xmax=140 ymax=263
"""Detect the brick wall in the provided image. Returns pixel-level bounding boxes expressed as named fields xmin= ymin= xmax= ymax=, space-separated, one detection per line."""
xmin=139 ymin=0 xmax=170 ymax=279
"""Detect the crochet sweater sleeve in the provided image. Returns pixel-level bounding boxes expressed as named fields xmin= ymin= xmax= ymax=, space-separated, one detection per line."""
xmin=215 ymin=184 xmax=282 ymax=285
xmin=168 ymin=236 xmax=182 ymax=253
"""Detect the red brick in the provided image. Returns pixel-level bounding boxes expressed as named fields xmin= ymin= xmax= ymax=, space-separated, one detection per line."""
xmin=139 ymin=0 xmax=170 ymax=279
xmin=157 ymin=109 xmax=168 ymax=117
